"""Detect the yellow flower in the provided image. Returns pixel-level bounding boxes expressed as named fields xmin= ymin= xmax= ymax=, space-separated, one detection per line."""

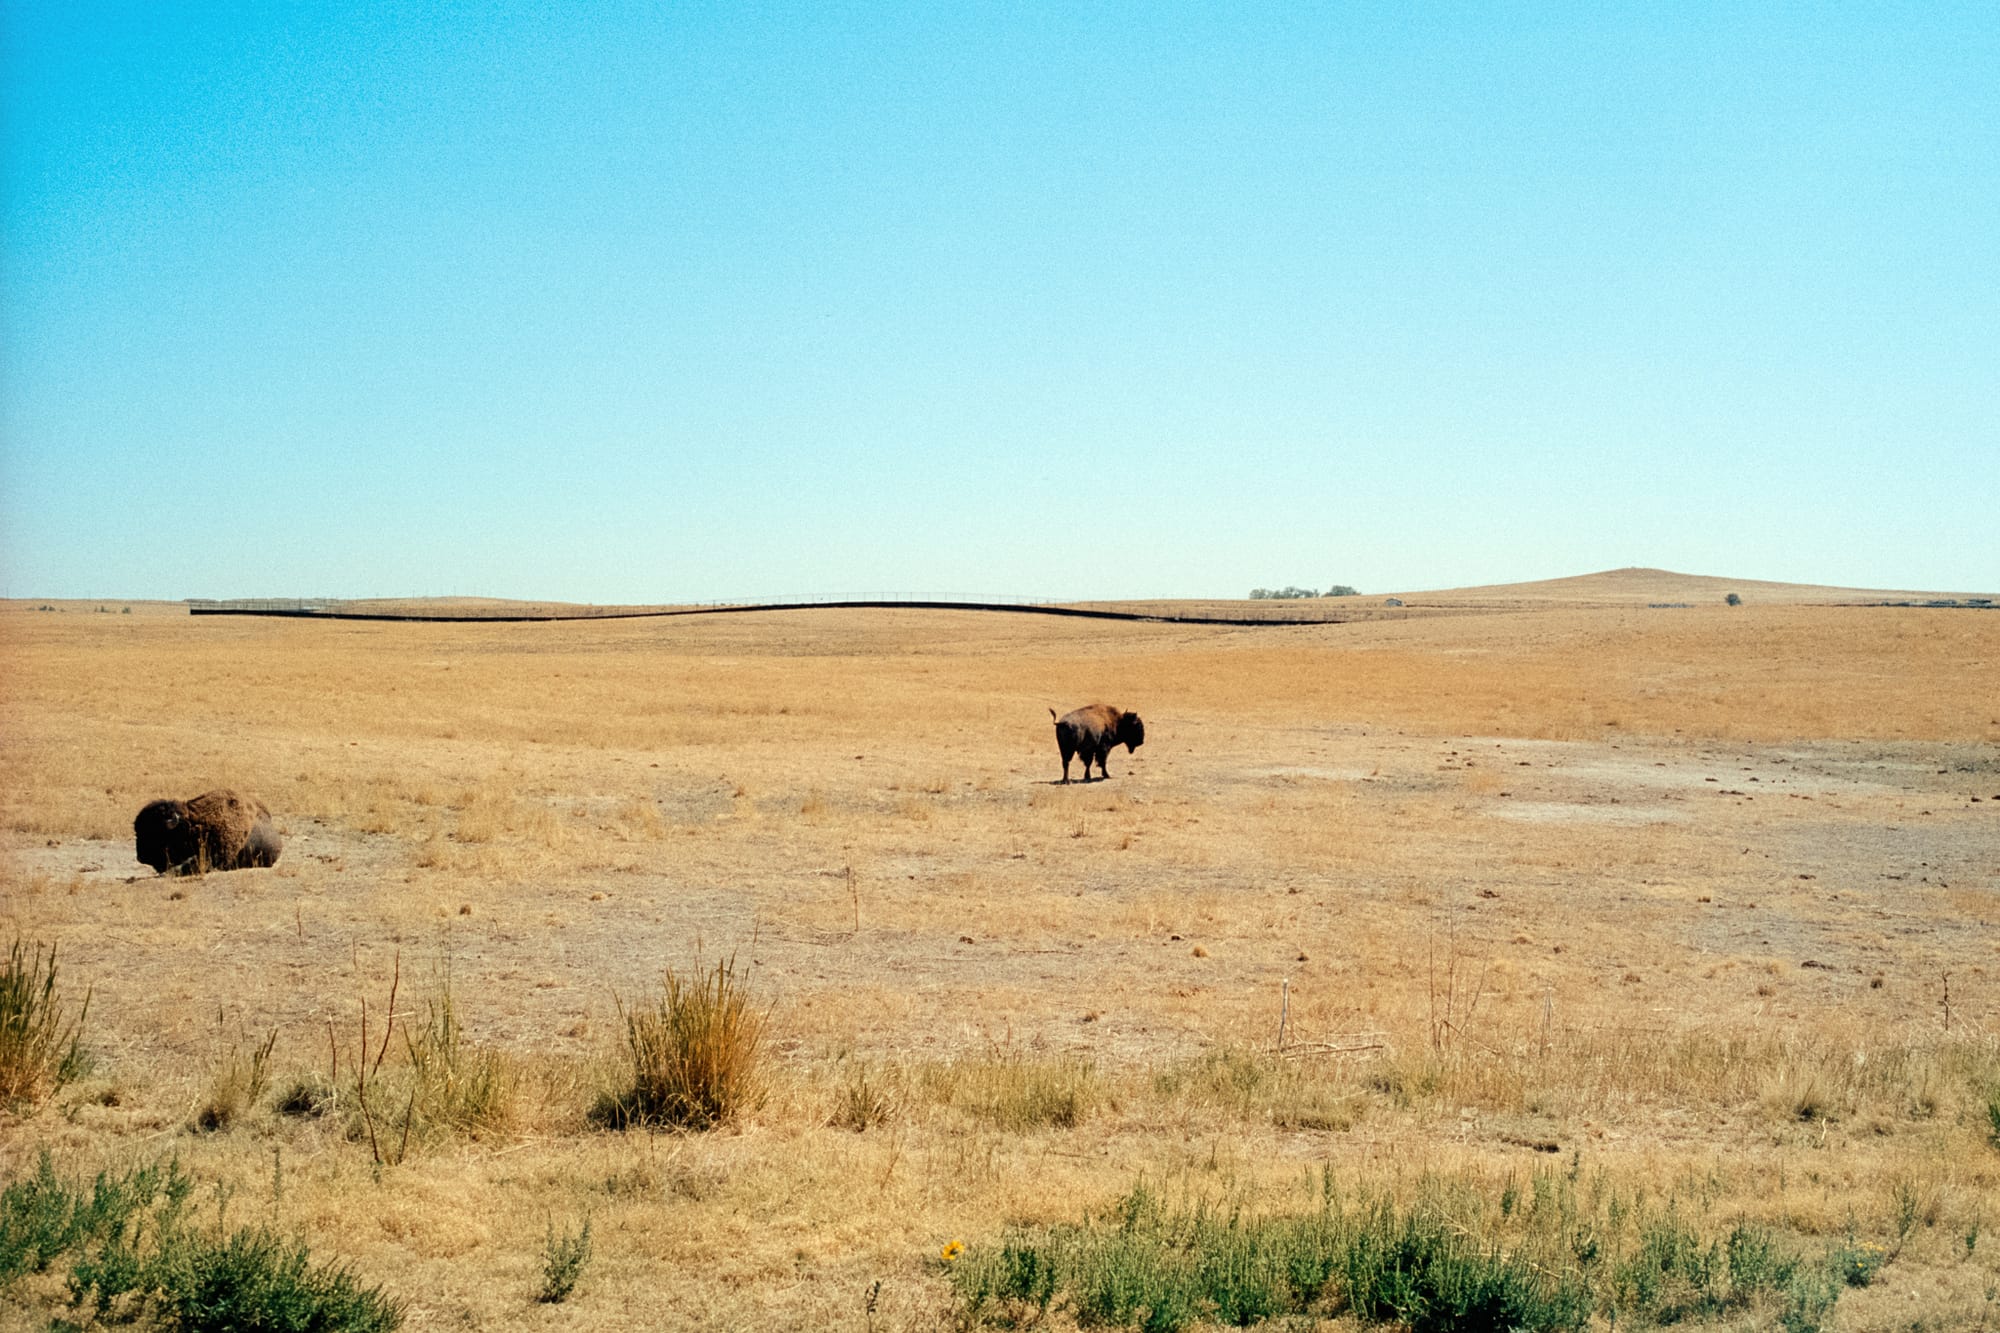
xmin=940 ymin=1240 xmax=965 ymax=1262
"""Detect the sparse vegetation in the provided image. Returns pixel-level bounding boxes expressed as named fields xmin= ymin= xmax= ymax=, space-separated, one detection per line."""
xmin=0 ymin=937 xmax=90 ymax=1106
xmin=934 ymin=1051 xmax=1099 ymax=1131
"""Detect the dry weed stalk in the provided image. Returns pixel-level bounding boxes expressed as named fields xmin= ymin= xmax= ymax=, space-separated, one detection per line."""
xmin=1426 ymin=906 xmax=1491 ymax=1057
xmin=348 ymin=950 xmax=415 ymax=1166
xmin=1275 ymin=977 xmax=1385 ymax=1059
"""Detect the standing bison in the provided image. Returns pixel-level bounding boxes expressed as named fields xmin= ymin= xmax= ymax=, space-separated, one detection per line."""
xmin=1050 ymin=704 xmax=1145 ymax=783
xmin=133 ymin=789 xmax=283 ymax=876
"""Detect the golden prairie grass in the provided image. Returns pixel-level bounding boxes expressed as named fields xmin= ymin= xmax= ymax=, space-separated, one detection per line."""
xmin=1 ymin=595 xmax=1997 ymax=1327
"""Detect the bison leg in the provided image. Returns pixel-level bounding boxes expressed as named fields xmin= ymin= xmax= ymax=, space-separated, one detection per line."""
xmin=1057 ymin=729 xmax=1076 ymax=783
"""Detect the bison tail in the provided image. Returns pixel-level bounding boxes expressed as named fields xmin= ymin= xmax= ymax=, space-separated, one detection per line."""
xmin=1049 ymin=707 xmax=1058 ymax=723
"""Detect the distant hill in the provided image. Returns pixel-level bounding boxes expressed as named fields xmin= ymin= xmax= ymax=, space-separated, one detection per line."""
xmin=1387 ymin=567 xmax=1993 ymax=606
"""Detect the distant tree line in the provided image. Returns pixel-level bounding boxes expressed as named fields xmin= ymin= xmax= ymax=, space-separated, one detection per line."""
xmin=1248 ymin=585 xmax=1359 ymax=600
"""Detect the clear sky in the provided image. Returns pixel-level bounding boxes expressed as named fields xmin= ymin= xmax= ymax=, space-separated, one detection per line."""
xmin=3 ymin=4 xmax=1995 ymax=601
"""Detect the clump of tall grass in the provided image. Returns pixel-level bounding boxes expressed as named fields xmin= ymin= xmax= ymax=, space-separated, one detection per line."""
xmin=0 ymin=938 xmax=91 ymax=1106
xmin=830 ymin=1062 xmax=898 ymax=1132
xmin=402 ymin=959 xmax=515 ymax=1138
xmin=320 ymin=954 xmax=518 ymax=1162
xmin=0 ymin=1150 xmax=402 ymax=1331
xmin=193 ymin=1028 xmax=277 ymax=1132
xmin=593 ymin=955 xmax=764 ymax=1131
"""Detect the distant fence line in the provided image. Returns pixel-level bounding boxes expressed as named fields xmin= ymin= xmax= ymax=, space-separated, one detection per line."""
xmin=188 ymin=598 xmax=347 ymax=614
xmin=182 ymin=593 xmax=1999 ymax=629
xmin=184 ymin=594 xmax=1349 ymax=628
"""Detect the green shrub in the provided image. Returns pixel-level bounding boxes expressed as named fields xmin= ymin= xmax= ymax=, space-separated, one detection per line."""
xmin=151 ymin=1227 xmax=403 ymax=1332
xmin=950 ymin=1179 xmax=1587 ymax=1333
xmin=3 ymin=1152 xmax=399 ymax=1330
xmin=1828 ymin=1238 xmax=1888 ymax=1287
xmin=594 ymin=955 xmax=764 ymax=1130
xmin=2 ymin=1154 xmax=172 ymax=1293
xmin=944 ymin=1174 xmax=1899 ymax=1332
xmin=1192 ymin=1219 xmax=1281 ymax=1326
xmin=994 ymin=1237 xmax=1058 ymax=1311
xmin=1613 ymin=1215 xmax=1722 ymax=1322
xmin=1341 ymin=1200 xmax=1585 ymax=1333
xmin=1724 ymin=1222 xmax=1797 ymax=1297
xmin=1778 ymin=1268 xmax=1839 ymax=1333
xmin=536 ymin=1218 xmax=592 ymax=1304
xmin=0 ymin=938 xmax=91 ymax=1106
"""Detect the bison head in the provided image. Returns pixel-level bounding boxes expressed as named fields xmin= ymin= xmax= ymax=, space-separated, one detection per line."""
xmin=1117 ymin=711 xmax=1146 ymax=751
xmin=134 ymin=798 xmax=196 ymax=874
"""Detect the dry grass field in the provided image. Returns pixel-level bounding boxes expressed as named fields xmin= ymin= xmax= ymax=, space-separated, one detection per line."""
xmin=2 ymin=572 xmax=1998 ymax=1330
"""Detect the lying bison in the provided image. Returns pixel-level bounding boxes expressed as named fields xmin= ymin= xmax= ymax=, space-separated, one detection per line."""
xmin=134 ymin=789 xmax=283 ymax=876
xmin=1050 ymin=704 xmax=1145 ymax=783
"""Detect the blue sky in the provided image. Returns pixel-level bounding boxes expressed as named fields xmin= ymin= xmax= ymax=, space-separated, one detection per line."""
xmin=4 ymin=3 xmax=1995 ymax=601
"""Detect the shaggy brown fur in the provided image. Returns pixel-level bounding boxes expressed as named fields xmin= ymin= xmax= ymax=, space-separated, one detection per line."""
xmin=133 ymin=789 xmax=283 ymax=876
xmin=1050 ymin=704 xmax=1146 ymax=783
